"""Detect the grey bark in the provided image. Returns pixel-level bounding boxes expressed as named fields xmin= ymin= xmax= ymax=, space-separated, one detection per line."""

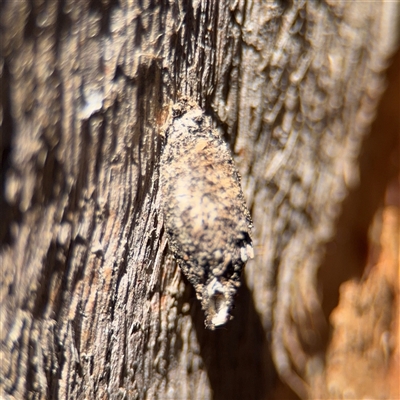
xmin=0 ymin=1 xmax=398 ymax=399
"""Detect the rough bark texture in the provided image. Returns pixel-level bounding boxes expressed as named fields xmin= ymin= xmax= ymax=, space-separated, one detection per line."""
xmin=321 ymin=204 xmax=399 ymax=399
xmin=0 ymin=1 xmax=398 ymax=399
xmin=315 ymin=49 xmax=400 ymax=399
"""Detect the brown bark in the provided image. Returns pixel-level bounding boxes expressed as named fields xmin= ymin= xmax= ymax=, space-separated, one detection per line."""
xmin=0 ymin=1 xmax=398 ymax=399
xmin=315 ymin=49 xmax=400 ymax=399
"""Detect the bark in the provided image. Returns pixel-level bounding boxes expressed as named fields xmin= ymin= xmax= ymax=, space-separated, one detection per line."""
xmin=0 ymin=1 xmax=398 ymax=399
xmin=315 ymin=49 xmax=400 ymax=399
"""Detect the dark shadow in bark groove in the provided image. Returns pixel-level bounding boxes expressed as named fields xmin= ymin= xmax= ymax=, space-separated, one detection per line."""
xmin=190 ymin=276 xmax=275 ymax=400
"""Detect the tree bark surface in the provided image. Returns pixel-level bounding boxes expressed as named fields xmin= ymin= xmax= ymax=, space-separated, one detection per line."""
xmin=0 ymin=1 xmax=398 ymax=399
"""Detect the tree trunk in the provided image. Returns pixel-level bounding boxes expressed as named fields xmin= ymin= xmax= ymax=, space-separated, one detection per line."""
xmin=1 ymin=1 xmax=398 ymax=399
